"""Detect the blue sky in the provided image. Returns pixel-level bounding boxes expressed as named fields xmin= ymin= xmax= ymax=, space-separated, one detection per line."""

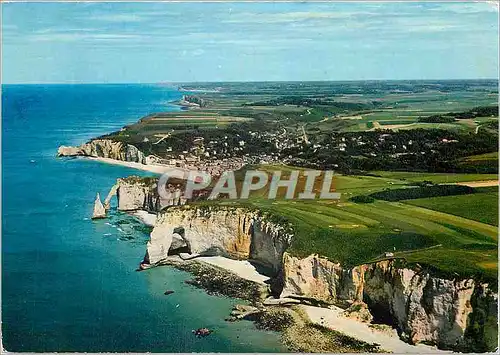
xmin=2 ymin=2 xmax=498 ymax=83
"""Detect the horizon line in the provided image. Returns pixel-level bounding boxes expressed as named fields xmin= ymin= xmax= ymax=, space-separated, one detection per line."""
xmin=2 ymin=78 xmax=499 ymax=85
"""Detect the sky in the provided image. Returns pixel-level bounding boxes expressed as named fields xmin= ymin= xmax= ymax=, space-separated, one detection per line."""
xmin=1 ymin=2 xmax=499 ymax=84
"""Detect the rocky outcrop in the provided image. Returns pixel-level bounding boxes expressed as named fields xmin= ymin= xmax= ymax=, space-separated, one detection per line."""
xmin=57 ymin=146 xmax=81 ymax=156
xmin=103 ymin=183 xmax=119 ymax=210
xmin=143 ymin=206 xmax=293 ymax=274
xmin=103 ymin=176 xmax=187 ymax=213
xmin=57 ymin=139 xmax=146 ymax=164
xmin=280 ymin=254 xmax=498 ymax=351
xmin=92 ymin=193 xmax=106 ymax=219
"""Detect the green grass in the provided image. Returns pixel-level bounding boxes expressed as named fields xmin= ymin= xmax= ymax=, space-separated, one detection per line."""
xmin=378 ymin=119 xmax=417 ymax=125
xmin=370 ymin=171 xmax=498 ymax=184
xmin=195 ymin=166 xmax=498 ymax=282
xmin=457 ymin=152 xmax=499 ymax=173
xmin=198 ymin=196 xmax=497 ymax=281
xmin=463 ymin=152 xmax=499 ymax=161
xmin=402 ymin=188 xmax=498 ymax=226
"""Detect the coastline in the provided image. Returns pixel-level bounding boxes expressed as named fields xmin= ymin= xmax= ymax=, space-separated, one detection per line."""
xmin=302 ymin=305 xmax=448 ymax=354
xmin=195 ymin=256 xmax=271 ymax=284
xmin=148 ymin=254 xmax=449 ymax=353
xmin=87 ymin=156 xmax=179 ymax=175
xmin=80 ymin=153 xmax=474 ymax=353
xmin=56 ymin=92 xmax=497 ymax=353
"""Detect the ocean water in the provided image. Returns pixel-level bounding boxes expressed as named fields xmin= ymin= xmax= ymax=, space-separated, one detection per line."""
xmin=1 ymin=84 xmax=286 ymax=352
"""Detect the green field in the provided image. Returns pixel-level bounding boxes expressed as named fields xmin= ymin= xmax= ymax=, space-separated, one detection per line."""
xmin=369 ymin=171 xmax=498 ymax=184
xmin=195 ymin=168 xmax=498 ymax=283
xmin=463 ymin=152 xmax=499 ymax=161
xmin=457 ymin=152 xmax=499 ymax=173
xmin=403 ymin=187 xmax=498 ymax=226
xmin=109 ymin=80 xmax=498 ymax=283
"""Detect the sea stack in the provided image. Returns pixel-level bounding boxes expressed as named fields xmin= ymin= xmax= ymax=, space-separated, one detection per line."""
xmin=92 ymin=193 xmax=106 ymax=219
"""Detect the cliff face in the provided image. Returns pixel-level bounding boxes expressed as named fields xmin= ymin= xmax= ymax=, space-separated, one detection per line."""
xmin=104 ymin=176 xmax=187 ymax=213
xmin=281 ymin=254 xmax=498 ymax=351
xmin=144 ymin=206 xmax=292 ymax=274
xmin=115 ymin=177 xmax=161 ymax=212
xmin=57 ymin=139 xmax=146 ymax=164
xmin=109 ymin=183 xmax=496 ymax=351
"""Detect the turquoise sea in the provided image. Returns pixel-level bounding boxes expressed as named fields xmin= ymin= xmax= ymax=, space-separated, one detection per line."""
xmin=1 ymin=84 xmax=286 ymax=352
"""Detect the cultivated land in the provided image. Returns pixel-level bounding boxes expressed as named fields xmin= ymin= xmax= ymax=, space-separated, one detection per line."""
xmin=102 ymin=80 xmax=498 ymax=174
xmin=194 ymin=166 xmax=499 ymax=283
xmin=403 ymin=187 xmax=498 ymax=226
xmin=95 ymin=80 xmax=498 ymax=283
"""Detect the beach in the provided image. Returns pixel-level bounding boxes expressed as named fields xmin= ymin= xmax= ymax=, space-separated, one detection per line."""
xmin=88 ymin=156 xmax=173 ymax=174
xmin=302 ymin=305 xmax=450 ymax=354
xmin=195 ymin=256 xmax=271 ymax=284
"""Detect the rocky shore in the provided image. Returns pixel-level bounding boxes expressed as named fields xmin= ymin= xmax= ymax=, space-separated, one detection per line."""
xmin=135 ymin=200 xmax=497 ymax=352
xmin=144 ymin=255 xmax=386 ymax=353
xmin=150 ymin=256 xmax=268 ymax=304
xmin=71 ymin=173 xmax=498 ymax=352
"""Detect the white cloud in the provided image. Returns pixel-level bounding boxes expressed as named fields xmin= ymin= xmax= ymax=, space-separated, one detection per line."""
xmin=192 ymin=49 xmax=205 ymax=56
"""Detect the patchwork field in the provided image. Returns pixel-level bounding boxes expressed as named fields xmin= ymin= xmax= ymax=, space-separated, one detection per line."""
xmin=107 ymin=80 xmax=498 ymax=283
xmin=457 ymin=152 xmax=499 ymax=173
xmin=369 ymin=171 xmax=499 ymax=184
xmin=111 ymin=81 xmax=498 ymax=141
xmin=402 ymin=187 xmax=498 ymax=226
xmin=197 ymin=168 xmax=498 ymax=283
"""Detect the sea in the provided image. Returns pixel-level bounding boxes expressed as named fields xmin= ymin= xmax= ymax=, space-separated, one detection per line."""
xmin=1 ymin=84 xmax=286 ymax=352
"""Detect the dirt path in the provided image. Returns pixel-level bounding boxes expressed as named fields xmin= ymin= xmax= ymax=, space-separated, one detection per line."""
xmin=455 ymin=180 xmax=498 ymax=187
xmin=302 ymin=305 xmax=450 ymax=354
xmin=475 ymin=124 xmax=483 ymax=134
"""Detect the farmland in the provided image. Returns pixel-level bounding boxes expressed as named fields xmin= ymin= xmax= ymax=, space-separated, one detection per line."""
xmin=101 ymin=80 xmax=498 ymax=175
xmin=195 ymin=167 xmax=498 ymax=283
xmin=368 ymin=171 xmax=498 ymax=184
xmin=403 ymin=187 xmax=498 ymax=226
xmin=102 ymin=80 xmax=498 ymax=283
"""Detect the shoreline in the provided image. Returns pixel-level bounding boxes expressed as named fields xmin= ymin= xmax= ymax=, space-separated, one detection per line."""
xmin=195 ymin=256 xmax=271 ymax=285
xmin=86 ymin=156 xmax=184 ymax=175
xmin=67 ymin=92 xmax=493 ymax=352
xmin=302 ymin=305 xmax=449 ymax=354
xmin=151 ymin=255 xmax=269 ymax=304
xmin=148 ymin=255 xmax=449 ymax=353
xmin=64 ymin=92 xmax=190 ymax=176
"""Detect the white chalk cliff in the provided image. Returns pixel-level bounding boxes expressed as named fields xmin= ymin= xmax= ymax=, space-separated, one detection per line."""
xmin=94 ymin=177 xmax=498 ymax=352
xmin=144 ymin=206 xmax=292 ymax=275
xmin=280 ymin=254 xmax=497 ymax=350
xmin=57 ymin=139 xmax=146 ymax=164
xmin=140 ymin=204 xmax=497 ymax=351
xmin=103 ymin=176 xmax=187 ymax=213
